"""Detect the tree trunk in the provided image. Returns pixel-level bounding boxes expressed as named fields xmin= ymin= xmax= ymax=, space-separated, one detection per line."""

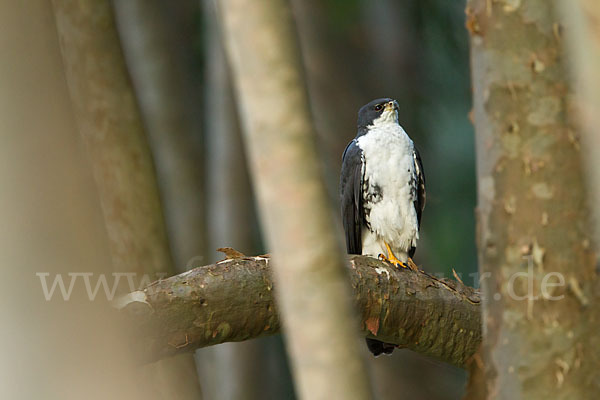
xmin=1 ymin=1 xmax=147 ymax=398
xmin=51 ymin=0 xmax=171 ymax=278
xmin=466 ymin=0 xmax=600 ymax=398
xmin=51 ymin=1 xmax=203 ymax=398
xmin=201 ymin=0 xmax=257 ymax=272
xmin=290 ymin=0 xmax=364 ymax=175
xmin=215 ymin=0 xmax=373 ymax=398
xmin=194 ymin=2 xmax=275 ymax=399
xmin=557 ymin=0 xmax=600 ymax=245
xmin=112 ymin=0 xmax=205 ymax=272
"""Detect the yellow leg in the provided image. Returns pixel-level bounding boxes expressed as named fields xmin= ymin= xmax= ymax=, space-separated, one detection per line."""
xmin=378 ymin=243 xmax=418 ymax=271
xmin=384 ymin=242 xmax=403 ymax=267
xmin=376 ymin=242 xmax=410 ymax=270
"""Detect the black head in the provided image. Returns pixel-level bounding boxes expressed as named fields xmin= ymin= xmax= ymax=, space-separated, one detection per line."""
xmin=357 ymin=98 xmax=399 ymax=131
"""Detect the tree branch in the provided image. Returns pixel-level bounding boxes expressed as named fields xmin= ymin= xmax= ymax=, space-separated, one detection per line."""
xmin=119 ymin=255 xmax=481 ymax=368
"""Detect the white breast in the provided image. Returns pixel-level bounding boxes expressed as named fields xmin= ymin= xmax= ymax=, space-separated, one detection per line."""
xmin=356 ymin=121 xmax=419 ymax=259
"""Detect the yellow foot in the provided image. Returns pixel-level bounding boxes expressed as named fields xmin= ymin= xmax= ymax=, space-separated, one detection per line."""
xmin=380 ymin=242 xmax=414 ymax=270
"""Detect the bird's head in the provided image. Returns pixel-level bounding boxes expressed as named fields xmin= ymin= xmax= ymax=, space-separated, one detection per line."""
xmin=357 ymin=98 xmax=399 ymax=129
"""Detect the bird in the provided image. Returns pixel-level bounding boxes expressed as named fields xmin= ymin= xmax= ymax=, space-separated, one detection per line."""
xmin=339 ymin=98 xmax=426 ymax=356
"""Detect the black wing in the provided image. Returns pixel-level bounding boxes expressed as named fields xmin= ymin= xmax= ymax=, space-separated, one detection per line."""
xmin=340 ymin=140 xmax=364 ymax=255
xmin=413 ymin=146 xmax=426 ymax=226
xmin=408 ymin=146 xmax=426 ymax=258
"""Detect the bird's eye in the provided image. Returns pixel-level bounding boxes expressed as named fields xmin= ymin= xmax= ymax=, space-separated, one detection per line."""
xmin=374 ymin=104 xmax=383 ymax=111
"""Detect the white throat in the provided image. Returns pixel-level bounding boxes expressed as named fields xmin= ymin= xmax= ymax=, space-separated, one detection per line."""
xmin=370 ymin=109 xmax=399 ymax=127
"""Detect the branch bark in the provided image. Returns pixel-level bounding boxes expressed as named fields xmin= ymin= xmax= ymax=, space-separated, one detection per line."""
xmin=119 ymin=255 xmax=481 ymax=369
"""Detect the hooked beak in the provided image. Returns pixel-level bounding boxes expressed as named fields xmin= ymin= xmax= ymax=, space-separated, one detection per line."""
xmin=383 ymin=100 xmax=399 ymax=113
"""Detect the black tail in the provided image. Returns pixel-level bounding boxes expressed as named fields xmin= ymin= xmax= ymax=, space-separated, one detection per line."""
xmin=365 ymin=338 xmax=395 ymax=356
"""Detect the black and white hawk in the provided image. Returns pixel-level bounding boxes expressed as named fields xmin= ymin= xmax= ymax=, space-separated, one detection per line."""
xmin=340 ymin=98 xmax=426 ymax=356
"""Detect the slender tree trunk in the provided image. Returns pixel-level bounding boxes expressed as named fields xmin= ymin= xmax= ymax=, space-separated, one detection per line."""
xmin=1 ymin=1 xmax=147 ymax=398
xmin=466 ymin=0 xmax=600 ymax=398
xmin=194 ymin=2 xmax=273 ymax=399
xmin=201 ymin=0 xmax=256 ymax=266
xmin=557 ymin=0 xmax=600 ymax=244
xmin=51 ymin=1 xmax=203 ymax=399
xmin=215 ymin=0 xmax=373 ymax=398
xmin=51 ymin=0 xmax=170 ymax=278
xmin=112 ymin=0 xmax=205 ymax=272
xmin=290 ymin=0 xmax=364 ymax=171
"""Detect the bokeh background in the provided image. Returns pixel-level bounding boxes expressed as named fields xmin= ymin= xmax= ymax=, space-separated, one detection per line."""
xmin=140 ymin=1 xmax=477 ymax=398
xmin=2 ymin=0 xmax=476 ymax=399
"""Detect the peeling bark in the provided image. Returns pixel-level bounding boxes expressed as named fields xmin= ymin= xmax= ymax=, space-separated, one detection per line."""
xmin=467 ymin=0 xmax=600 ymax=398
xmin=120 ymin=255 xmax=481 ymax=369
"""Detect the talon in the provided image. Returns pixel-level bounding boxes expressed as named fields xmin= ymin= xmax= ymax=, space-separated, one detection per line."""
xmin=406 ymin=257 xmax=418 ymax=271
xmin=384 ymin=242 xmax=410 ymax=270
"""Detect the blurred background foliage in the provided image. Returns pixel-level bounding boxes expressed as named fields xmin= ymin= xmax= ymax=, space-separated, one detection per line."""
xmin=114 ymin=0 xmax=475 ymax=398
